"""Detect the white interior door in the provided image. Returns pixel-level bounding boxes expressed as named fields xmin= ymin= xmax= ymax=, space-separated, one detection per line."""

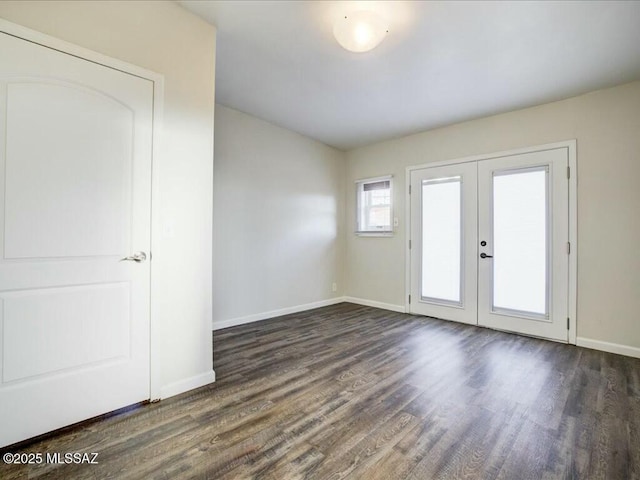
xmin=409 ymin=162 xmax=478 ymax=325
xmin=477 ymin=149 xmax=569 ymax=341
xmin=0 ymin=32 xmax=153 ymax=447
xmin=409 ymin=147 xmax=570 ymax=342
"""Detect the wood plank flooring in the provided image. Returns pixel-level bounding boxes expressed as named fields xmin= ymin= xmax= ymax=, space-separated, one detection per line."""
xmin=2 ymin=302 xmax=639 ymax=479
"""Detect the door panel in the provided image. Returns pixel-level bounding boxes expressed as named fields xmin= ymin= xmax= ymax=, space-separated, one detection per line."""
xmin=409 ymin=162 xmax=478 ymax=325
xmin=0 ymin=32 xmax=152 ymax=447
xmin=478 ymin=149 xmax=569 ymax=341
xmin=5 ymin=82 xmax=132 ymax=259
xmin=2 ymin=284 xmax=130 ymax=383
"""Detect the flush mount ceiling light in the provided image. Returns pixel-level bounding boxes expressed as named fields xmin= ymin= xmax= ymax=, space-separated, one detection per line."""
xmin=333 ymin=11 xmax=389 ymax=53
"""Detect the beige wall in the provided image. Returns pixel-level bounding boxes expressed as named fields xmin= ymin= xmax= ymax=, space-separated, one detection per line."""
xmin=213 ymin=105 xmax=345 ymax=328
xmin=346 ymin=81 xmax=640 ymax=351
xmin=0 ymin=1 xmax=217 ymax=396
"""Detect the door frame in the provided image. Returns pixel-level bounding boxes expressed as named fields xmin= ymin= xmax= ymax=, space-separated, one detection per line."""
xmin=0 ymin=19 xmax=165 ymax=399
xmin=405 ymin=140 xmax=577 ymax=344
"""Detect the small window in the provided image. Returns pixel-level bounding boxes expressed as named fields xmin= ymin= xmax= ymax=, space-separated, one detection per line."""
xmin=356 ymin=176 xmax=393 ymax=235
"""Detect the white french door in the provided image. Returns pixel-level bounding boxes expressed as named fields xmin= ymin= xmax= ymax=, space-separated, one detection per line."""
xmin=409 ymin=162 xmax=478 ymax=325
xmin=477 ymin=149 xmax=569 ymax=340
xmin=409 ymin=146 xmax=571 ymax=342
xmin=0 ymin=30 xmax=153 ymax=447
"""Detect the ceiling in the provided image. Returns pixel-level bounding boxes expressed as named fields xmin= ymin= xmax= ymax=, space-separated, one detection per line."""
xmin=179 ymin=1 xmax=640 ymax=151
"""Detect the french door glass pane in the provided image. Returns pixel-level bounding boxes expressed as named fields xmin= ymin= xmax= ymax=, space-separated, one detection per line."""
xmin=421 ymin=178 xmax=461 ymax=304
xmin=493 ymin=168 xmax=548 ymax=316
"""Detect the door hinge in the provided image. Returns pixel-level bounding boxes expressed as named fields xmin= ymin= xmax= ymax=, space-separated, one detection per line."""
xmin=567 ymin=166 xmax=570 ymax=179
xmin=409 ymin=240 xmax=412 ymax=249
xmin=567 ymin=242 xmax=571 ymax=254
xmin=409 ymin=185 xmax=412 ymax=194
xmin=567 ymin=317 xmax=570 ymax=330
xmin=408 ymin=294 xmax=411 ymax=304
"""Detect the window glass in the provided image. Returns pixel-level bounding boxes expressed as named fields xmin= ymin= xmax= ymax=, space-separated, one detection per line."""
xmin=421 ymin=177 xmax=462 ymax=304
xmin=356 ymin=177 xmax=392 ymax=234
xmin=493 ymin=168 xmax=548 ymax=316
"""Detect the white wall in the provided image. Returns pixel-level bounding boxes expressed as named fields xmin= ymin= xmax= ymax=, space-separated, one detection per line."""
xmin=0 ymin=1 xmax=217 ymax=396
xmin=345 ymin=81 xmax=640 ymax=353
xmin=213 ymin=105 xmax=345 ymax=329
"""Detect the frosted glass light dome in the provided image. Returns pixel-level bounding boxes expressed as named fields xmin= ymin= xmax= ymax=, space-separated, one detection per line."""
xmin=333 ymin=11 xmax=389 ymax=53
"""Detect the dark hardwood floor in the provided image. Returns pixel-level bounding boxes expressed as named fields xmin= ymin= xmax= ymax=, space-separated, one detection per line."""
xmin=2 ymin=302 xmax=639 ymax=479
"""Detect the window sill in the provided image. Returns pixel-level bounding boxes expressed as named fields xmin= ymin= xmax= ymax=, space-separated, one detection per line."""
xmin=355 ymin=231 xmax=394 ymax=237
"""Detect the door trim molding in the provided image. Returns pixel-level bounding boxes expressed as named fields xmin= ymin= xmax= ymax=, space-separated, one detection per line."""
xmin=405 ymin=140 xmax=578 ymax=344
xmin=567 ymin=141 xmax=577 ymax=345
xmin=0 ymin=19 xmax=165 ymax=399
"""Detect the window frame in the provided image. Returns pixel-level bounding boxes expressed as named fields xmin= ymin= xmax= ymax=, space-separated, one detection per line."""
xmin=355 ymin=175 xmax=394 ymax=236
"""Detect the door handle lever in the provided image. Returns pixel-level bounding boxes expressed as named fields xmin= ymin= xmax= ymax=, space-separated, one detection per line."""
xmin=480 ymin=252 xmax=493 ymax=259
xmin=120 ymin=251 xmax=147 ymax=263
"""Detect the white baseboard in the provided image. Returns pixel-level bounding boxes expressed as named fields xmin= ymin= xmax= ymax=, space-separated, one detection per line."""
xmin=343 ymin=296 xmax=406 ymax=313
xmin=160 ymin=370 xmax=216 ymax=399
xmin=576 ymin=337 xmax=640 ymax=359
xmin=212 ymin=297 xmax=346 ymax=331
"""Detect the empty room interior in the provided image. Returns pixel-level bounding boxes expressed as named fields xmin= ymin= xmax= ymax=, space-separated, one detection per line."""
xmin=1 ymin=1 xmax=640 ymax=479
